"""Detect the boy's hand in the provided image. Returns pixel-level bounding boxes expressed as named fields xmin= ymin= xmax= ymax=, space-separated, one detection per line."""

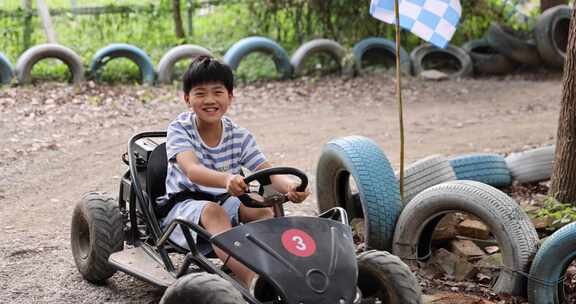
xmin=286 ymin=183 xmax=311 ymax=204
xmin=226 ymin=174 xmax=248 ymax=196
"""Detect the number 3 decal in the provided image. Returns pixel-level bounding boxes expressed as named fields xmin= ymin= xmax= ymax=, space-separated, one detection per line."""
xmin=282 ymin=229 xmax=316 ymax=257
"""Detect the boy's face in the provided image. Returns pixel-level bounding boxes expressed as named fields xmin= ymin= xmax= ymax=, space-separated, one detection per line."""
xmin=184 ymin=82 xmax=233 ymax=124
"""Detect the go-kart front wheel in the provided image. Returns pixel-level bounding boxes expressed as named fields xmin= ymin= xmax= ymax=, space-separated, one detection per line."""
xmin=71 ymin=192 xmax=123 ymax=284
xmin=357 ymin=250 xmax=422 ymax=304
xmin=160 ymin=273 xmax=244 ymax=304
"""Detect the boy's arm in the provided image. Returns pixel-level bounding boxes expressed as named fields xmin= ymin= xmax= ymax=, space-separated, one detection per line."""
xmin=176 ymin=151 xmax=247 ymax=195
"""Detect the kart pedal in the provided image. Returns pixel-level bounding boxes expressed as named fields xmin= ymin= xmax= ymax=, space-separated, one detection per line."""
xmin=109 ymin=247 xmax=176 ymax=288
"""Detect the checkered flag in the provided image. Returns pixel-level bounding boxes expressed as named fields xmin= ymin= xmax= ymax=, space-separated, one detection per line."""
xmin=370 ymin=0 xmax=462 ymax=48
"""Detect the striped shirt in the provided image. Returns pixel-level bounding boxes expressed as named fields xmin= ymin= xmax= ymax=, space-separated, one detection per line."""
xmin=160 ymin=112 xmax=266 ymax=203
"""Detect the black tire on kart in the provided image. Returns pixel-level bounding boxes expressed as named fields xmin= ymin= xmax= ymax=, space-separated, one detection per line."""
xmin=71 ymin=192 xmax=123 ymax=284
xmin=357 ymin=250 xmax=423 ymax=304
xmin=528 ymin=222 xmax=576 ymax=304
xmin=462 ymin=39 xmax=517 ymax=75
xmin=392 ymin=180 xmax=539 ymax=297
xmin=160 ymin=273 xmax=245 ymax=304
xmin=316 ymin=136 xmax=402 ymax=251
xmin=485 ymin=22 xmax=542 ymax=66
xmin=534 ymin=5 xmax=572 ymax=68
xmin=410 ymin=44 xmax=473 ymax=78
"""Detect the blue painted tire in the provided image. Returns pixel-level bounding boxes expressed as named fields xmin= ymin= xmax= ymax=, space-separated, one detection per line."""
xmin=90 ymin=43 xmax=155 ymax=85
xmin=528 ymin=222 xmax=576 ymax=304
xmin=352 ymin=37 xmax=411 ymax=75
xmin=0 ymin=52 xmax=13 ymax=85
xmin=223 ymin=37 xmax=292 ymax=79
xmin=449 ymin=153 xmax=512 ymax=188
xmin=316 ymin=136 xmax=402 ymax=250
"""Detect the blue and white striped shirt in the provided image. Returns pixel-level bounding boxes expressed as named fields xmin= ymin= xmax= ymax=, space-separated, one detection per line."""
xmin=161 ymin=112 xmax=266 ymax=202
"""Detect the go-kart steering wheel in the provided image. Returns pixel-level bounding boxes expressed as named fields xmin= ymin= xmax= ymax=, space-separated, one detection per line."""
xmin=238 ymin=167 xmax=308 ymax=208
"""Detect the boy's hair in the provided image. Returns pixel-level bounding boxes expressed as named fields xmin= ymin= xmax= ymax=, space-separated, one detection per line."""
xmin=182 ymin=56 xmax=234 ymax=95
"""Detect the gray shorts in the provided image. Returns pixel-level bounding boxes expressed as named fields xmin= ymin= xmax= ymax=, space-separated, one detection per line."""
xmin=161 ymin=196 xmax=241 ymax=253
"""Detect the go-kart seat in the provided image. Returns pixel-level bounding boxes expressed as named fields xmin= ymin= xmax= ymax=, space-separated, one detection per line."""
xmin=146 ymin=142 xmax=168 ymax=213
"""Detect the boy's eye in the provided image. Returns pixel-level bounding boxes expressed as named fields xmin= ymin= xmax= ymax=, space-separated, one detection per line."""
xmin=194 ymin=92 xmax=206 ymax=97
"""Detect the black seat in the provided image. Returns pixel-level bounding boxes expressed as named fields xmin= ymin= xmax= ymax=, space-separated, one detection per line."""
xmin=146 ymin=142 xmax=168 ymax=215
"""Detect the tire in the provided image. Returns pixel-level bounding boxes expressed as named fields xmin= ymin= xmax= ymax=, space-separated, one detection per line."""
xmin=486 ymin=22 xmax=542 ymax=66
xmin=290 ymin=39 xmax=347 ymax=76
xmin=0 ymin=52 xmax=13 ymax=85
xmin=157 ymin=44 xmax=212 ymax=84
xmin=357 ymin=250 xmax=423 ymax=304
xmin=462 ymin=39 xmax=517 ymax=75
xmin=535 ymin=5 xmax=572 ymax=68
xmin=528 ymin=222 xmax=576 ymax=304
xmin=316 ymin=136 xmax=402 ymax=250
xmin=392 ymin=181 xmax=539 ymax=296
xmin=160 ymin=273 xmax=244 ymax=304
xmin=398 ymin=155 xmax=456 ymax=203
xmin=411 ymin=44 xmax=473 ymax=78
xmin=89 ymin=43 xmax=155 ymax=85
xmin=15 ymin=43 xmax=84 ymax=84
xmin=71 ymin=192 xmax=123 ymax=284
xmin=505 ymin=145 xmax=555 ymax=183
xmin=352 ymin=37 xmax=411 ymax=75
xmin=223 ymin=36 xmax=292 ymax=79
xmin=449 ymin=153 xmax=512 ymax=188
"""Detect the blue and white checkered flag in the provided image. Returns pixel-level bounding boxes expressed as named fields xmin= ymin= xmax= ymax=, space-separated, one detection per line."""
xmin=370 ymin=0 xmax=462 ymax=48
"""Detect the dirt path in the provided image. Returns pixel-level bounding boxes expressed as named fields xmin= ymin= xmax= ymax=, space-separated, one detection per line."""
xmin=0 ymin=72 xmax=562 ymax=303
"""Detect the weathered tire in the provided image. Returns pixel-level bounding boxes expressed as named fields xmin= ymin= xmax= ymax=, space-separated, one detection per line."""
xmin=71 ymin=192 xmax=123 ymax=284
xmin=528 ymin=222 xmax=576 ymax=304
xmin=486 ymin=22 xmax=542 ymax=66
xmin=357 ymin=250 xmax=423 ymax=304
xmin=505 ymin=145 xmax=555 ymax=183
xmin=157 ymin=44 xmax=212 ymax=84
xmin=223 ymin=36 xmax=292 ymax=79
xmin=15 ymin=43 xmax=84 ymax=84
xmin=160 ymin=273 xmax=244 ymax=304
xmin=352 ymin=37 xmax=411 ymax=75
xmin=462 ymin=39 xmax=517 ymax=75
xmin=316 ymin=136 xmax=401 ymax=250
xmin=392 ymin=181 xmax=539 ymax=296
xmin=398 ymin=155 xmax=456 ymax=203
xmin=89 ymin=43 xmax=155 ymax=85
xmin=535 ymin=5 xmax=572 ymax=68
xmin=0 ymin=52 xmax=13 ymax=85
xmin=411 ymin=44 xmax=473 ymax=78
xmin=290 ymin=39 xmax=347 ymax=76
xmin=449 ymin=153 xmax=512 ymax=188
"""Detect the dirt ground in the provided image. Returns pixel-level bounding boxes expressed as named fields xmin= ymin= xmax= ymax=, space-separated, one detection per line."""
xmin=0 ymin=71 xmax=563 ymax=303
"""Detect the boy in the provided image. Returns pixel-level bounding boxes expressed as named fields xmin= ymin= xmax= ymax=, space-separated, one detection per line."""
xmin=159 ymin=56 xmax=310 ymax=288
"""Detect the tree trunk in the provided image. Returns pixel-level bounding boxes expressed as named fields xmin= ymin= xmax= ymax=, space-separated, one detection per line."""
xmin=541 ymin=0 xmax=568 ymax=12
xmin=549 ymin=3 xmax=576 ymax=205
xmin=172 ymin=0 xmax=185 ymax=39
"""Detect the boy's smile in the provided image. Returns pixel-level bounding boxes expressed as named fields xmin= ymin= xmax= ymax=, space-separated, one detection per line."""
xmin=186 ymin=82 xmax=233 ymax=125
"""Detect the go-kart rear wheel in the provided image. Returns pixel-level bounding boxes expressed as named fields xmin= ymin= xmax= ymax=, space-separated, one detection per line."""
xmin=71 ymin=192 xmax=123 ymax=284
xmin=160 ymin=273 xmax=245 ymax=304
xmin=357 ymin=250 xmax=422 ymax=304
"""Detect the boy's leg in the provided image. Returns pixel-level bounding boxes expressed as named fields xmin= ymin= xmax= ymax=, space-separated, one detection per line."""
xmin=238 ymin=204 xmax=274 ymax=223
xmin=200 ymin=202 xmax=255 ymax=287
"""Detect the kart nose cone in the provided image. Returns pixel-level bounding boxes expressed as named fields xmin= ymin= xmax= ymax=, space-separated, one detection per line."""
xmin=306 ymin=269 xmax=329 ymax=293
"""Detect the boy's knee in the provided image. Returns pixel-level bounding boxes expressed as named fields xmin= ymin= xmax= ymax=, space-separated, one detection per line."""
xmin=200 ymin=202 xmax=230 ymax=230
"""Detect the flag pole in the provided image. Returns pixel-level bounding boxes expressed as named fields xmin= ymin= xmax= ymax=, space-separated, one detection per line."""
xmin=393 ymin=0 xmax=405 ymax=202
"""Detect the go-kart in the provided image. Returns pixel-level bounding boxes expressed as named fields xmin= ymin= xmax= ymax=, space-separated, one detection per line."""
xmin=70 ymin=131 xmax=422 ymax=303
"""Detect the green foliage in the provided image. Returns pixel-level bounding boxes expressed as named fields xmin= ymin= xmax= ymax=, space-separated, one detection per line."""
xmin=0 ymin=0 xmax=541 ymax=83
xmin=536 ymin=196 xmax=576 ymax=230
